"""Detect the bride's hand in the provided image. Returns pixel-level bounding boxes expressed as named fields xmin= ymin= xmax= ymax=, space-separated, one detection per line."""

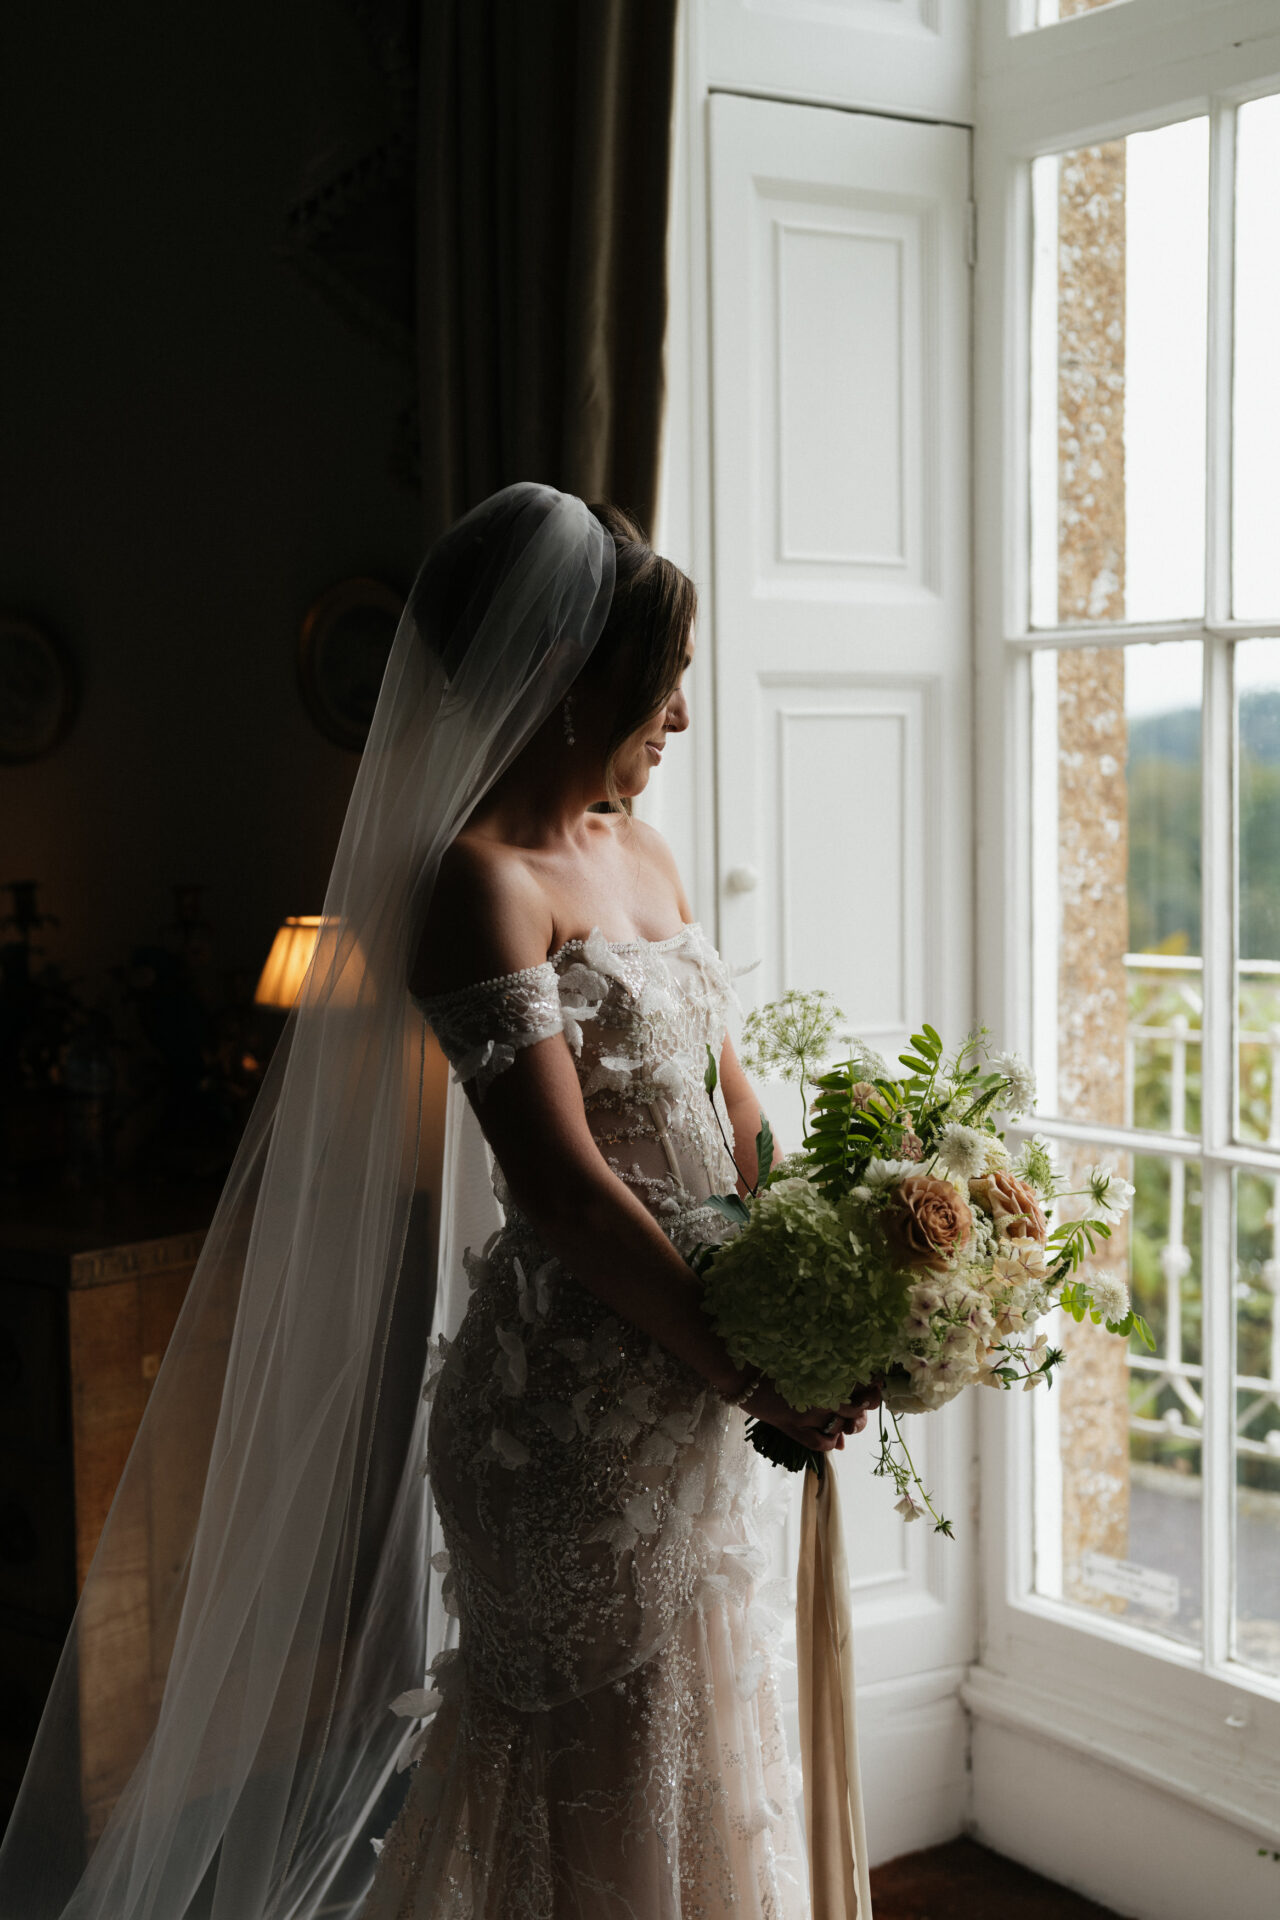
xmin=740 ymin=1374 xmax=879 ymax=1452
xmin=740 ymin=1374 xmax=885 ymax=1451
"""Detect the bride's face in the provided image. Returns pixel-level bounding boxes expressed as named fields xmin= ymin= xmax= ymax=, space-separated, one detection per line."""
xmin=609 ymin=626 xmax=695 ymax=797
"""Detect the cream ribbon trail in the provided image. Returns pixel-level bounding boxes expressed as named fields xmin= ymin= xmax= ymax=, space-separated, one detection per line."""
xmin=796 ymin=1462 xmax=874 ymax=1919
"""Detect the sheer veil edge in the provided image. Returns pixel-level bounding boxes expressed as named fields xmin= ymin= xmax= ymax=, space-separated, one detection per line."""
xmin=0 ymin=483 xmax=615 ymax=1920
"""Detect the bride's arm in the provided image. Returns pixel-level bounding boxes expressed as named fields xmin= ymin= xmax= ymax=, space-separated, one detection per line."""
xmin=466 ymin=1040 xmax=854 ymax=1450
xmin=415 ymin=831 xmax=860 ymax=1447
xmin=413 ymin=837 xmax=739 ymax=1379
xmin=414 ymin=850 xmax=846 ymax=1449
xmin=716 ymin=1032 xmax=783 ymax=1197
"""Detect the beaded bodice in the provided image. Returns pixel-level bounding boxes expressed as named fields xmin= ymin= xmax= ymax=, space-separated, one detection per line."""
xmin=413 ymin=919 xmax=747 ymax=1232
xmin=402 ymin=917 xmax=775 ymax=1712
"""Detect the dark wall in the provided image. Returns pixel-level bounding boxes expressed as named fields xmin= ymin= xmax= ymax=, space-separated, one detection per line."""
xmin=0 ymin=3 xmax=424 ymax=991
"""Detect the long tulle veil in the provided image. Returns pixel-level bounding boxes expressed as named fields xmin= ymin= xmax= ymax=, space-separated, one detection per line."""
xmin=0 ymin=483 xmax=616 ymax=1920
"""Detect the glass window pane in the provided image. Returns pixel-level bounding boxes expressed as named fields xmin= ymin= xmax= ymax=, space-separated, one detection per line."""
xmin=1029 ymin=120 xmax=1208 ymax=628
xmin=1034 ymin=1146 xmax=1203 ymax=1652
xmin=1234 ymin=1169 xmax=1280 ymax=1677
xmin=1032 ymin=642 xmax=1202 ymax=1133
xmin=1233 ymin=93 xmax=1280 ymax=621
xmin=1236 ymin=640 xmax=1280 ymax=1146
xmin=1026 ymin=0 xmax=1132 ymax=29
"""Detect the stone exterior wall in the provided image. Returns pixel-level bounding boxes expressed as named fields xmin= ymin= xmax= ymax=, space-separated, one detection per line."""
xmin=1053 ymin=129 xmax=1134 ymax=1602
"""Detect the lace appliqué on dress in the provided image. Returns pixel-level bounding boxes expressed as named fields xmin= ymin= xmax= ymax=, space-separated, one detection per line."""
xmin=367 ymin=926 xmax=806 ymax=1918
xmin=416 ymin=961 xmax=585 ymax=1098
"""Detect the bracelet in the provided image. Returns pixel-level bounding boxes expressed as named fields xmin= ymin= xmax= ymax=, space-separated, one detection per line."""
xmin=720 ymin=1363 xmax=765 ymax=1408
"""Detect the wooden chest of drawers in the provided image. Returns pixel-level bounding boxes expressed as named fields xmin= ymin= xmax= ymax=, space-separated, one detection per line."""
xmin=0 ymin=1189 xmax=217 ymax=1847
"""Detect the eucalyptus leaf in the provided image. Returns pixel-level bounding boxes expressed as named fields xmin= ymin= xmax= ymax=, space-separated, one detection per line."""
xmin=704 ymin=1192 xmax=751 ymax=1225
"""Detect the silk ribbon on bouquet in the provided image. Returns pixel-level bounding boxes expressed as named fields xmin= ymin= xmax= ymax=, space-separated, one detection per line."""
xmin=796 ymin=1464 xmax=874 ymax=1919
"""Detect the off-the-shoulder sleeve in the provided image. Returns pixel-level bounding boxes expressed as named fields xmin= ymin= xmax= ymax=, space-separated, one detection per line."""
xmin=414 ymin=962 xmax=564 ymax=1098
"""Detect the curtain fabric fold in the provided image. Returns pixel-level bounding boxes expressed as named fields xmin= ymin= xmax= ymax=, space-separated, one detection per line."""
xmin=416 ymin=0 xmax=679 ymax=539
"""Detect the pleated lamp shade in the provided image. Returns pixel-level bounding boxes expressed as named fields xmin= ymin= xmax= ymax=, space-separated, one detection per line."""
xmin=253 ymin=916 xmax=322 ymax=1008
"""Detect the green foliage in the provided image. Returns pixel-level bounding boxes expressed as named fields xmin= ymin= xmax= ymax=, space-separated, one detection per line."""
xmin=1127 ymin=755 xmax=1201 ymax=955
xmin=754 ymin=1110 xmax=774 ymax=1190
xmin=702 ymin=1192 xmax=750 ymax=1228
xmin=1047 ymin=1215 xmax=1112 ymax=1286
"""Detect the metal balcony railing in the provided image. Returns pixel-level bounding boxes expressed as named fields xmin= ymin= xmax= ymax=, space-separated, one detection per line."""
xmin=1123 ymin=954 xmax=1280 ymax=1464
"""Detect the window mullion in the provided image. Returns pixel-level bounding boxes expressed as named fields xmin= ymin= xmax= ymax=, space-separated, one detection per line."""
xmin=1200 ymin=98 xmax=1238 ymax=1678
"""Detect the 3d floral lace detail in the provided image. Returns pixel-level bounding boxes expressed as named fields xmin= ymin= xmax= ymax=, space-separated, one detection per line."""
xmin=413 ymin=960 xmax=576 ymax=1097
xmin=366 ymin=924 xmax=805 ymax=1918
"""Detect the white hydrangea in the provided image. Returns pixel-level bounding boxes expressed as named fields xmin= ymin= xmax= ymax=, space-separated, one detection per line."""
xmin=934 ymin=1123 xmax=987 ymax=1180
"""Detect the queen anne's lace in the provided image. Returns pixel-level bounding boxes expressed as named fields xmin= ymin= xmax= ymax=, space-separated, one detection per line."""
xmin=365 ymin=925 xmax=804 ymax=1920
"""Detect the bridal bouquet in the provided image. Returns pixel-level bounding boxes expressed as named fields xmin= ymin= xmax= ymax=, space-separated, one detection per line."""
xmin=691 ymin=992 xmax=1149 ymax=1534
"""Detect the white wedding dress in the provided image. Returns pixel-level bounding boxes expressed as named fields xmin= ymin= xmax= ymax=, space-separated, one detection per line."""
xmin=359 ymin=918 xmax=808 ymax=1920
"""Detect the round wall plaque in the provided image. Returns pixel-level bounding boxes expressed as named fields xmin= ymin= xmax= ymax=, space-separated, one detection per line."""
xmin=297 ymin=578 xmax=404 ymax=751
xmin=0 ymin=615 xmax=79 ymax=763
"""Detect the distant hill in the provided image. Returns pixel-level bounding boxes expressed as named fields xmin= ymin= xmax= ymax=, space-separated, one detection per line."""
xmin=1127 ymin=687 xmax=1280 ymax=768
xmin=1127 ymin=687 xmax=1280 ymax=960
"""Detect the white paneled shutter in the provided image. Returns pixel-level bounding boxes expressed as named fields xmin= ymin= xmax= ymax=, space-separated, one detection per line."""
xmin=706 ymin=90 xmax=976 ymax=1862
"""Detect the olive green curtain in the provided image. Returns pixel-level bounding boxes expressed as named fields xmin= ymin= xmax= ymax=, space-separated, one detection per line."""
xmin=415 ymin=0 xmax=679 ymax=541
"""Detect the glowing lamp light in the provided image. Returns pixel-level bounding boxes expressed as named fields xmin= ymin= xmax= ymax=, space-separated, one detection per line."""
xmin=254 ymin=915 xmax=368 ymax=1010
xmin=254 ymin=917 xmax=322 ymax=1009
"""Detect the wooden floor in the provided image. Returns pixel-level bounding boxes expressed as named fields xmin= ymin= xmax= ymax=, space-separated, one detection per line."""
xmin=869 ymin=1838 xmax=1127 ymax=1919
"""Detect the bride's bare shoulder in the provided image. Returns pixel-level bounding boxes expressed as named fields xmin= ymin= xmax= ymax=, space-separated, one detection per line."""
xmin=410 ymin=832 xmax=555 ymax=999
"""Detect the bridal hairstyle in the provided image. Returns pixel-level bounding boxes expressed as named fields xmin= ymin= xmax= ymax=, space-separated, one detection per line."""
xmin=0 ymin=484 xmax=617 ymax=1920
xmin=409 ymin=497 xmax=696 ymax=822
xmin=579 ymin=500 xmax=698 ymax=818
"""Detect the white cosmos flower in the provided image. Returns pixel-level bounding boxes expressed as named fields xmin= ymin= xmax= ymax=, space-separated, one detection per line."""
xmin=863 ymin=1157 xmax=917 ymax=1191
xmin=1088 ymin=1163 xmax=1136 ymax=1223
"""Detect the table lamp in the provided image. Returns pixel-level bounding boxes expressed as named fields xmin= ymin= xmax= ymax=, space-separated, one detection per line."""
xmin=253 ymin=916 xmax=322 ymax=1009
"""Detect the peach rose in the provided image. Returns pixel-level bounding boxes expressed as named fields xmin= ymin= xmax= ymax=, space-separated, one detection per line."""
xmin=970 ymin=1168 xmax=1046 ymax=1243
xmin=884 ymin=1173 xmax=974 ymax=1272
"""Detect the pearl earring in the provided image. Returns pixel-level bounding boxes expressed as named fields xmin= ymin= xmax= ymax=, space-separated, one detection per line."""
xmin=561 ymin=692 xmax=576 ymax=746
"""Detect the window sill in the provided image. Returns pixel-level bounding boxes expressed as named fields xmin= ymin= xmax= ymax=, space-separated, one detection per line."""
xmin=962 ymin=1658 xmax=1280 ymax=1847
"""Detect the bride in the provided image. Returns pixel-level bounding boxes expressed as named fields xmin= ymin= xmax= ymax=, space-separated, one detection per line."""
xmin=0 ymin=483 xmax=872 ymax=1920
xmin=361 ymin=494 xmax=874 ymax=1918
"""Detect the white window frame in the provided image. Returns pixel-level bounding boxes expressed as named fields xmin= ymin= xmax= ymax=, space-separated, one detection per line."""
xmin=972 ymin=0 xmax=1280 ymax=1843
